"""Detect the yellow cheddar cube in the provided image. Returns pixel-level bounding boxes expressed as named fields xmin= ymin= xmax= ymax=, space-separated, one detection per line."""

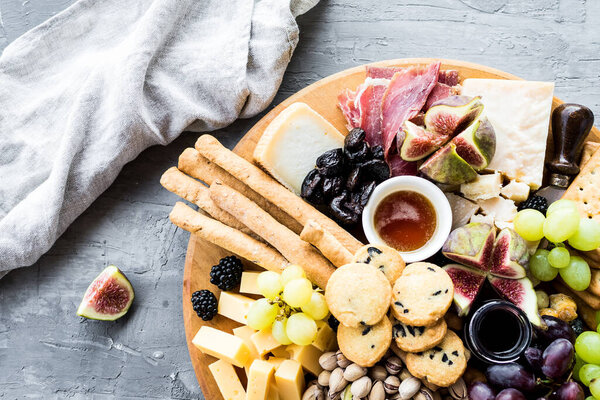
xmin=312 ymin=321 xmax=336 ymax=352
xmin=275 ymin=360 xmax=304 ymax=400
xmin=286 ymin=344 xmax=323 ymax=376
xmin=270 ymin=346 xmax=289 ymax=359
xmin=251 ymin=329 xmax=280 ymax=357
xmin=247 ymin=359 xmax=275 ymax=400
xmin=233 ymin=325 xmax=260 ymax=373
xmin=208 ymin=360 xmax=246 ymax=400
xmin=192 ymin=326 xmax=250 ymax=368
xmin=218 ymin=292 xmax=255 ymax=325
xmin=240 ymin=271 xmax=262 ymax=295
xmin=266 ymin=356 xmax=286 ymax=370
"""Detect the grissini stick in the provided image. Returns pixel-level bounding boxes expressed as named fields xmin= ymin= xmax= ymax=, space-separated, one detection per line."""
xmin=209 ymin=181 xmax=335 ymax=289
xmin=300 ymin=220 xmax=353 ymax=267
xmin=169 ymin=202 xmax=287 ymax=273
xmin=178 ymin=147 xmax=302 ymax=234
xmin=195 ymin=135 xmax=363 ymax=253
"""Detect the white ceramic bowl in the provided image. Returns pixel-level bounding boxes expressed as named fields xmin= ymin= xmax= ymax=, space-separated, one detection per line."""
xmin=362 ymin=176 xmax=452 ymax=263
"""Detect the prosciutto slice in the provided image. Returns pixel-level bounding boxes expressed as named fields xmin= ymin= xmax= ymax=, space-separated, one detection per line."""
xmin=338 ymin=88 xmax=360 ymax=130
xmin=354 ymin=78 xmax=389 ymax=146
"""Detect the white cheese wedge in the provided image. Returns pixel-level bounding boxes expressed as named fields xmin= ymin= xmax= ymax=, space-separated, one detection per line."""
xmin=253 ymin=102 xmax=345 ymax=194
xmin=445 ymin=193 xmax=480 ymax=230
xmin=460 ymin=173 xmax=502 ymax=201
xmin=477 ymin=197 xmax=518 ymax=229
xmin=461 ymin=79 xmax=554 ymax=189
xmin=501 ymin=180 xmax=531 ymax=204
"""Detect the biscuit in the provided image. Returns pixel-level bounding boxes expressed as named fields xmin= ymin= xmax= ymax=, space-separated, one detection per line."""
xmin=406 ymin=330 xmax=467 ymax=387
xmin=337 ymin=315 xmax=392 ymax=367
xmin=352 ymin=244 xmax=405 ymax=283
xmin=391 ymin=263 xmax=454 ymax=326
xmin=325 ymin=263 xmax=392 ymax=327
xmin=391 ymin=315 xmax=447 ymax=353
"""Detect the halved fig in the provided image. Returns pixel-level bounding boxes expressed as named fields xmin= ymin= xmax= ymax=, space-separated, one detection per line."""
xmin=490 ymin=228 xmax=529 ymax=279
xmin=419 ymin=143 xmax=478 ymax=185
xmin=399 ymin=121 xmax=447 ymax=161
xmin=424 ymin=96 xmax=484 ymax=137
xmin=451 ymin=117 xmax=496 ymax=171
xmin=489 ymin=276 xmax=542 ymax=327
xmin=77 ymin=265 xmax=134 ymax=321
xmin=442 ymin=222 xmax=496 ymax=272
xmin=443 ymin=264 xmax=486 ymax=316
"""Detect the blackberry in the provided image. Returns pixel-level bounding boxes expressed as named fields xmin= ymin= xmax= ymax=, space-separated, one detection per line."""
xmin=570 ymin=317 xmax=585 ymax=337
xmin=210 ymin=256 xmax=243 ymax=290
xmin=518 ymin=195 xmax=548 ymax=215
xmin=191 ymin=290 xmax=218 ymax=321
xmin=328 ymin=314 xmax=340 ymax=332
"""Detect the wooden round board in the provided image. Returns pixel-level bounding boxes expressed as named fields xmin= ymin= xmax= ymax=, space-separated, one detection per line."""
xmin=181 ymin=58 xmax=600 ymax=398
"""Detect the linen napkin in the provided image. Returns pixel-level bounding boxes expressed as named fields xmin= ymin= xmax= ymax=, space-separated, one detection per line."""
xmin=0 ymin=0 xmax=318 ymax=278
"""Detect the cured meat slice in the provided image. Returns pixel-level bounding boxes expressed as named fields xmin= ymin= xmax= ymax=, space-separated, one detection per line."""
xmin=424 ymin=82 xmax=459 ymax=110
xmin=338 ymin=88 xmax=360 ymax=130
xmin=438 ymin=70 xmax=459 ymax=86
xmin=354 ymin=78 xmax=389 ymax=146
xmin=387 ymin=153 xmax=418 ymax=176
xmin=367 ymin=66 xmax=403 ymax=79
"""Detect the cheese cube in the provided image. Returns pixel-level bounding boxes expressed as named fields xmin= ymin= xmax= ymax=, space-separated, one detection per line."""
xmin=247 ymin=359 xmax=275 ymax=400
xmin=253 ymin=102 xmax=345 ymax=194
xmin=251 ymin=329 xmax=281 ymax=357
xmin=445 ymin=193 xmax=480 ymax=230
xmin=461 ymin=79 xmax=554 ymax=189
xmin=312 ymin=321 xmax=336 ymax=352
xmin=266 ymin=356 xmax=286 ymax=370
xmin=286 ymin=344 xmax=323 ymax=376
xmin=240 ymin=271 xmax=262 ymax=295
xmin=208 ymin=360 xmax=246 ymax=400
xmin=501 ymin=180 xmax=531 ymax=203
xmin=192 ymin=326 xmax=250 ymax=367
xmin=269 ymin=384 xmax=280 ymax=400
xmin=275 ymin=360 xmax=305 ymax=400
xmin=233 ymin=326 xmax=260 ymax=372
xmin=460 ymin=173 xmax=502 ymax=201
xmin=218 ymin=292 xmax=255 ymax=325
xmin=270 ymin=346 xmax=290 ymax=358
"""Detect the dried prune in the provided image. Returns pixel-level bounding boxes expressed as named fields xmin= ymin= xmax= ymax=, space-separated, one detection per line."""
xmin=357 ymin=180 xmax=376 ymax=207
xmin=361 ymin=159 xmax=390 ymax=182
xmin=346 ymin=167 xmax=362 ymax=191
xmin=345 ymin=192 xmax=364 ymax=215
xmin=316 ymin=148 xmax=345 ymax=176
xmin=370 ymin=145 xmax=385 ymax=160
xmin=344 ymin=128 xmax=366 ymax=151
xmin=345 ymin=142 xmax=369 ymax=165
xmin=330 ymin=192 xmax=358 ymax=225
xmin=322 ymin=176 xmax=343 ymax=199
xmin=301 ymin=169 xmax=324 ymax=204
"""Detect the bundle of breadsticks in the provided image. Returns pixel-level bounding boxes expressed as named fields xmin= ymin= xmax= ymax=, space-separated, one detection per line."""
xmin=161 ymin=134 xmax=363 ymax=289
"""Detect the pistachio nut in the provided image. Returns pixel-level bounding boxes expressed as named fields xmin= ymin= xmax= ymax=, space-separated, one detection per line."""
xmin=399 ymin=368 xmax=412 ymax=381
xmin=302 ymin=384 xmax=325 ymax=400
xmin=329 ymin=367 xmax=348 ymax=394
xmin=385 ymin=356 xmax=403 ymax=375
xmin=336 ymin=350 xmax=352 ymax=368
xmin=319 ymin=352 xmax=338 ymax=371
xmin=318 ymin=370 xmax=331 ymax=387
xmin=369 ymin=365 xmax=387 ymax=382
xmin=448 ymin=378 xmax=467 ymax=400
xmin=350 ymin=376 xmax=373 ymax=398
xmin=398 ymin=376 xmax=421 ymax=400
xmin=343 ymin=363 xmax=367 ymax=382
xmin=369 ymin=380 xmax=386 ymax=400
xmin=383 ymin=375 xmax=400 ymax=394
xmin=414 ymin=386 xmax=435 ymax=400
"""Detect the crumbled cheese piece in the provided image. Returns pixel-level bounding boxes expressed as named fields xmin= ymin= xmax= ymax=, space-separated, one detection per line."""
xmin=445 ymin=193 xmax=480 ymax=230
xmin=501 ymin=180 xmax=531 ymax=203
xmin=460 ymin=173 xmax=502 ymax=201
xmin=470 ymin=214 xmax=494 ymax=225
xmin=477 ymin=197 xmax=518 ymax=226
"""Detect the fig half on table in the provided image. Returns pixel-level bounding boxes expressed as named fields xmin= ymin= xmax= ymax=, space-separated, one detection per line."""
xmin=77 ymin=265 xmax=135 ymax=321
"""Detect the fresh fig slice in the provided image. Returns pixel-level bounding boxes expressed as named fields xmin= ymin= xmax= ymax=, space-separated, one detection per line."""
xmin=488 ymin=276 xmax=541 ymax=327
xmin=490 ymin=228 xmax=529 ymax=279
xmin=424 ymin=96 xmax=484 ymax=137
xmin=442 ymin=222 xmax=496 ymax=272
xmin=419 ymin=142 xmax=478 ymax=185
xmin=399 ymin=121 xmax=447 ymax=161
xmin=451 ymin=117 xmax=496 ymax=171
xmin=443 ymin=264 xmax=486 ymax=316
xmin=77 ymin=265 xmax=134 ymax=321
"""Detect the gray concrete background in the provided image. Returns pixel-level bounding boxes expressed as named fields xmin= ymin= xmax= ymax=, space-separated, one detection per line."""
xmin=1 ymin=0 xmax=599 ymax=398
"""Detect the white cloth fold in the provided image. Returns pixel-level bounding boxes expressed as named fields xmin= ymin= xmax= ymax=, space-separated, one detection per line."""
xmin=0 ymin=0 xmax=318 ymax=277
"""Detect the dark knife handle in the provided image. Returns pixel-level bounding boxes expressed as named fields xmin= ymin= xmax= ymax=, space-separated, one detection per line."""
xmin=547 ymin=103 xmax=594 ymax=187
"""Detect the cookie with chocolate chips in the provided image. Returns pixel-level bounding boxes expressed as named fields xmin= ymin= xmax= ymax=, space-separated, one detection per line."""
xmin=337 ymin=315 xmax=392 ymax=367
xmin=352 ymin=244 xmax=405 ymax=283
xmin=405 ymin=330 xmax=467 ymax=387
xmin=391 ymin=262 xmax=453 ymax=326
xmin=391 ymin=315 xmax=447 ymax=353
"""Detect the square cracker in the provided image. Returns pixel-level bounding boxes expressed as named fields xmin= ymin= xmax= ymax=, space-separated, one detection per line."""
xmin=581 ymin=142 xmax=600 ymax=168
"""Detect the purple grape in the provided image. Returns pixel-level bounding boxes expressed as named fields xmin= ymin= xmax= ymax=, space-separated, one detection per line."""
xmin=468 ymin=382 xmax=496 ymax=400
xmin=524 ymin=347 xmax=543 ymax=374
xmin=542 ymin=338 xmax=574 ymax=379
xmin=486 ymin=363 xmax=536 ymax=392
xmin=549 ymin=382 xmax=585 ymax=400
xmin=536 ymin=315 xmax=576 ymax=344
xmin=495 ymin=388 xmax=526 ymax=400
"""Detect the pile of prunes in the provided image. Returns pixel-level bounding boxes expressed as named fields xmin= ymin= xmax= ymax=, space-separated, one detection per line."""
xmin=300 ymin=128 xmax=390 ymax=225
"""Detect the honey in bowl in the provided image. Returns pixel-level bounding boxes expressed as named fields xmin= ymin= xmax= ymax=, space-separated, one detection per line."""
xmin=373 ymin=190 xmax=437 ymax=252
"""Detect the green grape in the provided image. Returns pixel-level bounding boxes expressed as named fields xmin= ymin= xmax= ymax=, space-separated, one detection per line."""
xmin=560 ymin=255 xmax=591 ymax=291
xmin=585 ymin=397 xmax=595 ymax=400
xmin=548 ymin=247 xmax=571 ymax=269
xmin=576 ymin=331 xmax=600 ymax=364
xmin=547 ymin=199 xmax=579 ymax=216
xmin=247 ymin=298 xmax=279 ymax=331
xmin=301 ymin=292 xmax=329 ymax=320
xmin=257 ymin=271 xmax=283 ymax=299
xmin=544 ymin=207 xmax=581 ymax=243
xmin=514 ymin=209 xmax=546 ymax=241
xmin=282 ymin=278 xmax=313 ymax=307
xmin=530 ymin=249 xmax=559 ymax=281
xmin=580 ymin=364 xmax=600 ymax=386
xmin=591 ymin=378 xmax=600 ymax=399
xmin=573 ymin=353 xmax=586 ymax=382
xmin=570 ymin=218 xmax=600 ymax=251
xmin=286 ymin=312 xmax=317 ymax=345
xmin=271 ymin=318 xmax=292 ymax=345
xmin=281 ymin=265 xmax=306 ymax=286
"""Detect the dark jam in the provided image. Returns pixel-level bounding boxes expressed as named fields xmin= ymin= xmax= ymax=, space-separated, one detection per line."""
xmin=478 ymin=309 xmax=522 ymax=354
xmin=373 ymin=190 xmax=436 ymax=252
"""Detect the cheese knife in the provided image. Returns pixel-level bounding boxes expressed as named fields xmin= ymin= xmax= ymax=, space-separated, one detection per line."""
xmin=536 ymin=103 xmax=594 ymax=203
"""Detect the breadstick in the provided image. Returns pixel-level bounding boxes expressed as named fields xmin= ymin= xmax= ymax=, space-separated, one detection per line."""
xmin=178 ymin=147 xmax=302 ymax=234
xmin=160 ymin=167 xmax=257 ymax=238
xmin=300 ymin=220 xmax=353 ymax=267
xmin=195 ymin=135 xmax=363 ymax=253
xmin=554 ymin=282 xmax=599 ymax=329
xmin=169 ymin=202 xmax=287 ymax=273
xmin=209 ymin=181 xmax=335 ymax=289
